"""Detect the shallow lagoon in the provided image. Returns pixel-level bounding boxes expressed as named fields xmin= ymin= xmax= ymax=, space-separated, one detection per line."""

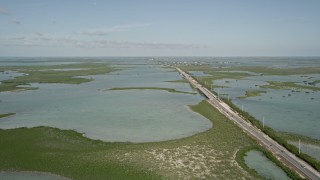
xmin=244 ymin=150 xmax=290 ymax=180
xmin=0 ymin=64 xmax=212 ymax=142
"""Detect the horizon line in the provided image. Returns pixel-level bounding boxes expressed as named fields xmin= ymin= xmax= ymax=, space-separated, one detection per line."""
xmin=1 ymin=55 xmax=320 ymax=58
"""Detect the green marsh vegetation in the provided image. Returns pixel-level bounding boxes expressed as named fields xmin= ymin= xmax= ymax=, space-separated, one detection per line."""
xmin=163 ymin=79 xmax=188 ymax=83
xmin=0 ymin=113 xmax=16 ymax=119
xmin=261 ymin=81 xmax=320 ymax=91
xmin=236 ymin=146 xmax=301 ymax=180
xmin=0 ymin=126 xmax=160 ymax=179
xmin=312 ymin=80 xmax=320 ymax=85
xmin=220 ymin=97 xmax=320 ymax=171
xmin=228 ymin=66 xmax=320 ymax=91
xmin=0 ymin=63 xmax=117 ymax=92
xmin=238 ymin=90 xmax=267 ymax=99
xmin=108 ymin=87 xmax=196 ymax=95
xmin=0 ymin=63 xmax=309 ymax=179
xmin=278 ymin=131 xmax=320 ymax=159
xmin=278 ymin=132 xmax=320 ymax=147
xmin=227 ymin=66 xmax=320 ymax=76
xmin=1 ymin=100 xmax=298 ymax=179
xmin=177 ymin=64 xmax=249 ymax=89
xmin=177 ymin=64 xmax=320 ymax=91
xmin=176 ymin=64 xmax=320 ymax=171
xmin=0 ymin=62 xmax=301 ymax=179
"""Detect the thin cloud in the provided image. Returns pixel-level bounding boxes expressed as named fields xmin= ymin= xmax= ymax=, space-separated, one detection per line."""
xmin=0 ymin=8 xmax=8 ymax=15
xmin=91 ymin=40 xmax=199 ymax=49
xmin=7 ymin=36 xmax=26 ymax=40
xmin=83 ymin=23 xmax=151 ymax=36
xmin=83 ymin=30 xmax=108 ymax=36
xmin=35 ymin=32 xmax=44 ymax=36
xmin=0 ymin=34 xmax=202 ymax=49
xmin=23 ymin=41 xmax=38 ymax=47
xmin=8 ymin=19 xmax=21 ymax=25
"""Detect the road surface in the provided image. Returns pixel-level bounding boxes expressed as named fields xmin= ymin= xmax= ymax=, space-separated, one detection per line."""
xmin=176 ymin=67 xmax=320 ymax=180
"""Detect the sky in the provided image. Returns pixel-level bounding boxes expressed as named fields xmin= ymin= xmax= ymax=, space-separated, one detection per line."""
xmin=0 ymin=0 xmax=320 ymax=57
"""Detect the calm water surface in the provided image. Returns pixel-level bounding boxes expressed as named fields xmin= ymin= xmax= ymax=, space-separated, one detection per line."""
xmin=0 ymin=63 xmax=211 ymax=142
xmin=213 ymin=74 xmax=320 ymax=140
xmin=244 ymin=150 xmax=291 ymax=180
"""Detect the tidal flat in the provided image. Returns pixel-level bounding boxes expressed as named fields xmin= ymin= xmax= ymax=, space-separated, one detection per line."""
xmin=0 ymin=63 xmax=117 ymax=92
xmin=1 ymin=101 xmax=296 ymax=179
xmin=0 ymin=57 xmax=298 ymax=179
xmin=0 ymin=62 xmax=211 ymax=142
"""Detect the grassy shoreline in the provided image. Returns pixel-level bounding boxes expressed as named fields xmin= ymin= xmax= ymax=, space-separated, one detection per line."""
xmin=178 ymin=65 xmax=320 ymax=170
xmin=221 ymin=96 xmax=320 ymax=171
xmin=261 ymin=81 xmax=320 ymax=91
xmin=177 ymin=64 xmax=320 ymax=92
xmin=0 ymin=126 xmax=159 ymax=179
xmin=0 ymin=63 xmax=117 ymax=92
xmin=175 ymin=66 xmax=320 ymax=177
xmin=0 ymin=113 xmax=16 ymax=119
xmin=278 ymin=132 xmax=320 ymax=146
xmin=0 ymin=100 xmax=262 ymax=179
xmin=237 ymin=146 xmax=302 ymax=180
xmin=108 ymin=87 xmax=196 ymax=95
xmin=0 ymin=99 xmax=302 ymax=179
xmin=0 ymin=63 xmax=308 ymax=179
xmin=238 ymin=90 xmax=267 ymax=99
xmin=228 ymin=66 xmax=320 ymax=76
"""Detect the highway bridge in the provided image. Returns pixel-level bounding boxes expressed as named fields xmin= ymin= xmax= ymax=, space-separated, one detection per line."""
xmin=175 ymin=67 xmax=320 ymax=180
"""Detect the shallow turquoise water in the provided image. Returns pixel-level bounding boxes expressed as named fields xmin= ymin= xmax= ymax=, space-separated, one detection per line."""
xmin=244 ymin=150 xmax=291 ymax=180
xmin=0 ymin=172 xmax=68 ymax=180
xmin=0 ymin=64 xmax=211 ymax=142
xmin=213 ymin=74 xmax=320 ymax=140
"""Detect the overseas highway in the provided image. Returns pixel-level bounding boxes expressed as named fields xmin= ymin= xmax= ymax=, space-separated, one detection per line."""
xmin=175 ymin=67 xmax=320 ymax=180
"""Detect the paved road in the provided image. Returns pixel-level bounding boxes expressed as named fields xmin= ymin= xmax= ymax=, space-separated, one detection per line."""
xmin=176 ymin=67 xmax=320 ymax=180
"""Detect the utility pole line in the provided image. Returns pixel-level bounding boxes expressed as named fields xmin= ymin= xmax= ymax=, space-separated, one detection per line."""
xmin=175 ymin=67 xmax=320 ymax=179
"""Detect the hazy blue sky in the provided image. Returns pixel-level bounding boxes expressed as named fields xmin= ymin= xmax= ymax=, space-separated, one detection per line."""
xmin=0 ymin=0 xmax=320 ymax=56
